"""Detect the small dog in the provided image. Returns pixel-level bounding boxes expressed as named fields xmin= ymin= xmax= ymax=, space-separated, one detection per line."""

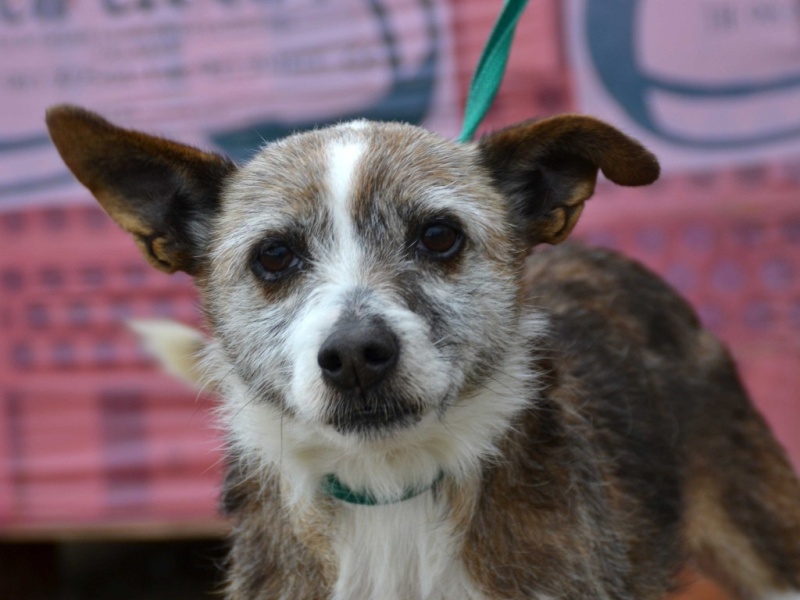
xmin=47 ymin=105 xmax=800 ymax=600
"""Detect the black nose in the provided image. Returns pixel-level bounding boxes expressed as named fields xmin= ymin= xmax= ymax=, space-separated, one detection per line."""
xmin=317 ymin=318 xmax=399 ymax=392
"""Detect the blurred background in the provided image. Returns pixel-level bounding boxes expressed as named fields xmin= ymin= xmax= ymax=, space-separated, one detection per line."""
xmin=1 ymin=0 xmax=798 ymax=597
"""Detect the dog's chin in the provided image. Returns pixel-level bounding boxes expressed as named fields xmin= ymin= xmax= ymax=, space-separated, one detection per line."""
xmin=325 ymin=395 xmax=427 ymax=438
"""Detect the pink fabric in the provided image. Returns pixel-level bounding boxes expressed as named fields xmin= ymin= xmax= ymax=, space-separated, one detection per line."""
xmin=1 ymin=0 xmax=798 ymax=532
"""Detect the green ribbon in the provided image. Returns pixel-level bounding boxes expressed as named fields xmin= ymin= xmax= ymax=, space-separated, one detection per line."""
xmin=322 ymin=472 xmax=444 ymax=506
xmin=457 ymin=0 xmax=531 ymax=143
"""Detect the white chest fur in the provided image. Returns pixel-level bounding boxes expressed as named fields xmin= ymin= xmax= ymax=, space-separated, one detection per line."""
xmin=331 ymin=492 xmax=487 ymax=600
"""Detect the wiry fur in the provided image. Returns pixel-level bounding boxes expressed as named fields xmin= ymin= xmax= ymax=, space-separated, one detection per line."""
xmin=46 ymin=105 xmax=800 ymax=600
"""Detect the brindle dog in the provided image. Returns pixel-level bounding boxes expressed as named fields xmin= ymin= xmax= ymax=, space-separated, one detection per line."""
xmin=47 ymin=105 xmax=800 ymax=600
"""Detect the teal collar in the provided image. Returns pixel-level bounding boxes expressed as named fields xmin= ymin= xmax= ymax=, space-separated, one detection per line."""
xmin=322 ymin=472 xmax=445 ymax=506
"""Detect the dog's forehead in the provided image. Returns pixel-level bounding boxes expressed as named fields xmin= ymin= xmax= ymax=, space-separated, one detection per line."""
xmin=216 ymin=121 xmax=497 ymax=245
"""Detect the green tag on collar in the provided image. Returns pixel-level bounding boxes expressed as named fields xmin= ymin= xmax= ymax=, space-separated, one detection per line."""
xmin=458 ymin=0 xmax=531 ymax=143
xmin=322 ymin=472 xmax=444 ymax=506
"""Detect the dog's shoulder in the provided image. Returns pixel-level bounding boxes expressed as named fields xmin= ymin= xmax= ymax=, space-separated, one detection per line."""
xmin=523 ymin=242 xmax=738 ymax=437
xmin=522 ymin=242 xmax=735 ymax=430
xmin=522 ymin=242 xmax=709 ymax=477
xmin=525 ymin=242 xmax=701 ymax=359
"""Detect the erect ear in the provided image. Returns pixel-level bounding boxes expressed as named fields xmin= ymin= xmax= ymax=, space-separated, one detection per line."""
xmin=46 ymin=105 xmax=236 ymax=275
xmin=477 ymin=115 xmax=659 ymax=245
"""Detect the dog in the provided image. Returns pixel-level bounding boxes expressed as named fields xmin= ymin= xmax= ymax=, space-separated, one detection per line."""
xmin=46 ymin=105 xmax=800 ymax=600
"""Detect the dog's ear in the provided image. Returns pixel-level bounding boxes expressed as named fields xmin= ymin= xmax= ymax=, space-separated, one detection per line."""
xmin=477 ymin=115 xmax=659 ymax=245
xmin=46 ymin=105 xmax=236 ymax=275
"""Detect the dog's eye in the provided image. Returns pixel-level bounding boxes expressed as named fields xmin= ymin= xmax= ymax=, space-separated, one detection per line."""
xmin=254 ymin=241 xmax=301 ymax=279
xmin=417 ymin=221 xmax=463 ymax=259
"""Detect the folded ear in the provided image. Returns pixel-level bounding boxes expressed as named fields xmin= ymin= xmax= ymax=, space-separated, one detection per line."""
xmin=46 ymin=105 xmax=236 ymax=275
xmin=477 ymin=115 xmax=659 ymax=245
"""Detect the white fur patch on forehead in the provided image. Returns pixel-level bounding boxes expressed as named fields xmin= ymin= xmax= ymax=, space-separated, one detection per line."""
xmin=328 ymin=139 xmax=366 ymax=212
xmin=320 ymin=137 xmax=368 ymax=287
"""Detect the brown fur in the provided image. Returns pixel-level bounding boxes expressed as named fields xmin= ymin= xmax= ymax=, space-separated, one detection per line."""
xmin=518 ymin=244 xmax=800 ymax=599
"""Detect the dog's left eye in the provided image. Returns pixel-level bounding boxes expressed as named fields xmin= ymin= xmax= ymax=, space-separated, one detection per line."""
xmin=253 ymin=241 xmax=301 ymax=280
xmin=417 ymin=221 xmax=463 ymax=259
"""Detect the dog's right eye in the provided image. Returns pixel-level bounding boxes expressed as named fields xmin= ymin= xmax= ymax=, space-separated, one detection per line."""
xmin=416 ymin=220 xmax=464 ymax=261
xmin=253 ymin=241 xmax=301 ymax=280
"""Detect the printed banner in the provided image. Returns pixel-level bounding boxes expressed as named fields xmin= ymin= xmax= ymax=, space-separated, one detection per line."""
xmin=0 ymin=0 xmax=458 ymax=210
xmin=566 ymin=0 xmax=800 ymax=171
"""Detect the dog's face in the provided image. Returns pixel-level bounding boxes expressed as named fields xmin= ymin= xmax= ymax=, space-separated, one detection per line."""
xmin=207 ymin=122 xmax=525 ymax=437
xmin=46 ymin=107 xmax=658 ymax=474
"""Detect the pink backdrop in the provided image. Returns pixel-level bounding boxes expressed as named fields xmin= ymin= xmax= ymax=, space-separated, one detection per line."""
xmin=1 ymin=1 xmax=798 ymax=554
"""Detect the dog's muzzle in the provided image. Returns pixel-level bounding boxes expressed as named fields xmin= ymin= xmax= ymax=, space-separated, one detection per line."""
xmin=318 ymin=316 xmax=420 ymax=433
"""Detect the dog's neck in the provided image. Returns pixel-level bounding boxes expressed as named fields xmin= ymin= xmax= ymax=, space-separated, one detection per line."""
xmin=326 ymin=484 xmax=488 ymax=600
xmin=321 ymin=471 xmax=445 ymax=505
